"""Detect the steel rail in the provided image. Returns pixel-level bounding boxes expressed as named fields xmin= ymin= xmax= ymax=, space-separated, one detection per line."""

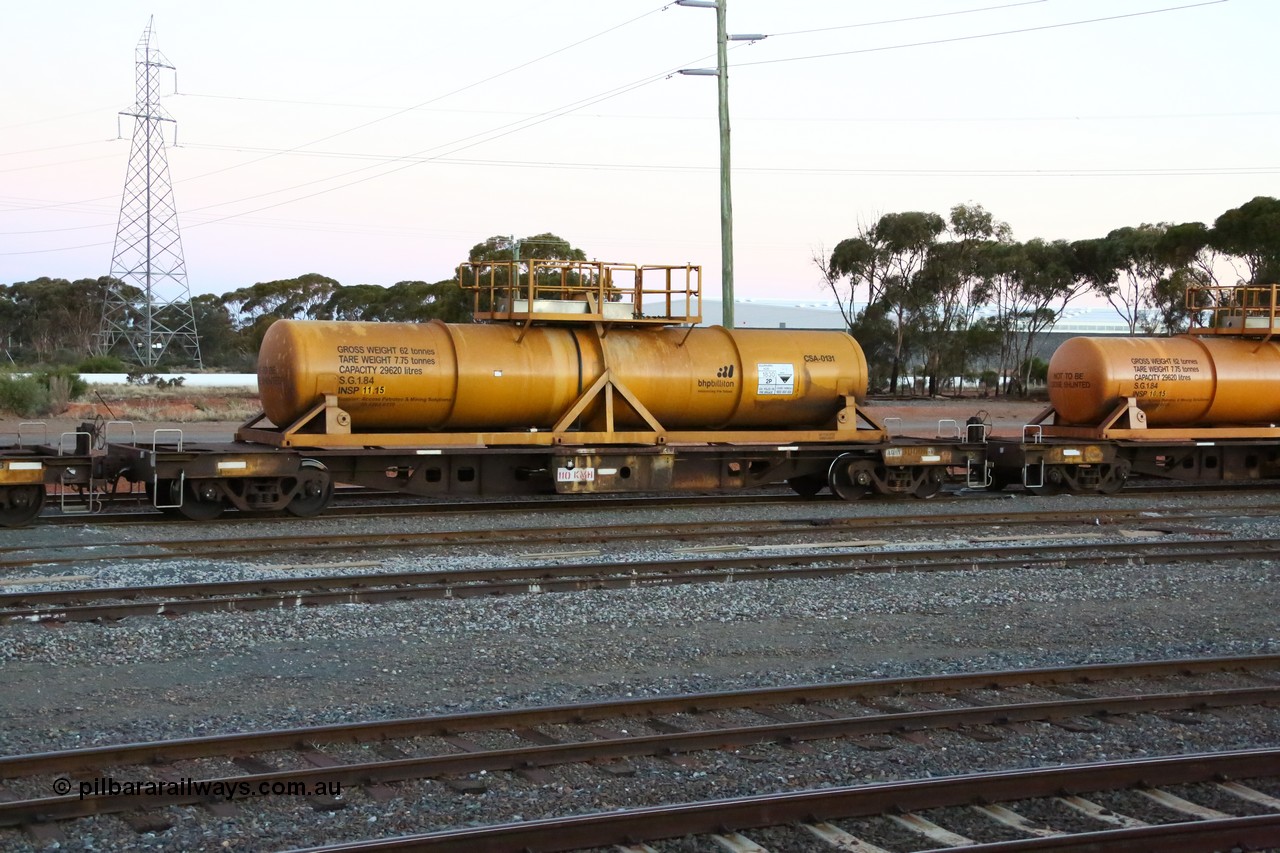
xmin=915 ymin=815 xmax=1280 ymax=852
xmin=0 ymin=688 xmax=1275 ymax=827
xmin=33 ymin=477 xmax=1280 ymax=527
xmin=53 ymin=485 xmax=881 ymax=524
xmin=1 ymin=654 xmax=1274 ymax=779
xmin=3 ymin=503 xmax=1258 ymax=571
xmin=31 ymin=490 xmax=813 ymax=527
xmin=4 ymin=536 xmax=1279 ymax=623
xmin=276 ymin=749 xmax=1280 ymax=852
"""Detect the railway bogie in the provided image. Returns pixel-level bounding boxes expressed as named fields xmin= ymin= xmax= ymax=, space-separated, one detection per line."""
xmin=0 ymin=428 xmax=104 ymax=525
xmin=986 ymin=433 xmax=1280 ymax=495
xmin=118 ymin=442 xmax=338 ymax=521
xmin=986 ymin=440 xmax=1132 ymax=495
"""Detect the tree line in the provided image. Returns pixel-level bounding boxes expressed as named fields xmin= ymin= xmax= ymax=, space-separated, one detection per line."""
xmin=817 ymin=195 xmax=1280 ymax=394
xmin=0 ymin=233 xmax=581 ymax=372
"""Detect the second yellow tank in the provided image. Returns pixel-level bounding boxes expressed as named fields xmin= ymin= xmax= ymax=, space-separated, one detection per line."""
xmin=1049 ymin=335 xmax=1280 ymax=426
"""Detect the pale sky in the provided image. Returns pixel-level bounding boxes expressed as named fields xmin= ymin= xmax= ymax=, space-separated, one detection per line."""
xmin=2 ymin=0 xmax=1275 ymax=305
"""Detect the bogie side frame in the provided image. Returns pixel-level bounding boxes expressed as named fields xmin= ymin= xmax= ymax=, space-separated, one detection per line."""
xmin=986 ymin=397 xmax=1280 ymax=495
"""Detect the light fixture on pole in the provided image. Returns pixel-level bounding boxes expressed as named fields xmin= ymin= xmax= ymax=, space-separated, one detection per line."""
xmin=676 ymin=0 xmax=765 ymax=330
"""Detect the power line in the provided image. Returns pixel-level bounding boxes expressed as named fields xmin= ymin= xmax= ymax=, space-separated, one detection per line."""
xmin=0 ymin=105 xmax=115 ymax=132
xmin=737 ymin=1 xmax=1230 ymax=68
xmin=127 ymin=0 xmax=1240 ymax=223
xmin=0 ymin=0 xmax=1244 ymax=255
xmin=163 ymin=1 xmax=1053 ymax=114
xmin=768 ymin=0 xmax=1050 ymax=37
xmin=166 ymin=4 xmax=672 ymax=189
xmin=158 ymin=145 xmax=1280 ymax=176
xmin=176 ymin=71 xmax=680 ymax=229
xmin=2 ymin=151 xmax=1269 ymax=253
xmin=0 ymin=139 xmax=117 ymax=159
xmin=0 ymin=5 xmax=670 ymax=220
xmin=0 ymin=152 xmax=119 ymax=175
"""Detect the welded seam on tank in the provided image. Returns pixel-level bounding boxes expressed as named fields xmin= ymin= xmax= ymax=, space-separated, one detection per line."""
xmin=564 ymin=330 xmax=586 ymax=433
xmin=1194 ymin=334 xmax=1219 ymax=422
xmin=569 ymin=331 xmax=583 ymax=399
xmin=437 ymin=319 xmax=460 ymax=427
xmin=720 ymin=324 xmax=744 ymax=431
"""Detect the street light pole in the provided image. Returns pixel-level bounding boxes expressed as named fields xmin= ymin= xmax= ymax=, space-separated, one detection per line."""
xmin=677 ymin=0 xmax=763 ymax=330
xmin=713 ymin=0 xmax=733 ymax=330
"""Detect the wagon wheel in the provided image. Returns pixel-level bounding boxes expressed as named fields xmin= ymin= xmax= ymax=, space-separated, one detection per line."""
xmin=177 ymin=479 xmax=226 ymax=521
xmin=828 ymin=455 xmax=874 ymax=502
xmin=912 ymin=467 xmax=943 ymax=500
xmin=1096 ymin=460 xmax=1131 ymax=495
xmin=1030 ymin=466 xmax=1069 ymax=496
xmin=0 ymin=485 xmax=45 ymax=528
xmin=787 ymin=473 xmax=826 ymax=498
xmin=286 ymin=459 xmax=334 ymax=517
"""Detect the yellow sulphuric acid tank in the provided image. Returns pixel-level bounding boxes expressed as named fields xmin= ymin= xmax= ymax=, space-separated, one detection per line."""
xmin=1048 ymin=335 xmax=1280 ymax=426
xmin=257 ymin=319 xmax=868 ymax=432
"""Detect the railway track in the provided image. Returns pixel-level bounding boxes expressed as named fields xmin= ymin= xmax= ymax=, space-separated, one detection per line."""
xmin=0 ymin=501 xmax=1265 ymax=573
xmin=1 ymin=655 xmax=1276 ymax=844
xmin=4 ymin=535 xmax=1278 ymax=624
xmin=29 ymin=489 xmax=811 ymax=527
xmin=292 ymin=750 xmax=1280 ymax=852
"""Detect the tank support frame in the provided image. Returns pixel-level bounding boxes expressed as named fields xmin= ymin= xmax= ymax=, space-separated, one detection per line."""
xmin=237 ymin=391 xmax=886 ymax=450
xmin=1022 ymin=397 xmax=1280 ymax=441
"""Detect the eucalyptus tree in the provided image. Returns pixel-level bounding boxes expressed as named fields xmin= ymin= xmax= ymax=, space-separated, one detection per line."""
xmin=1 ymin=276 xmax=118 ymax=363
xmin=1012 ymin=239 xmax=1085 ymax=390
xmin=1158 ymin=221 xmax=1220 ymax=286
xmin=311 ymin=284 xmax=388 ymax=321
xmin=185 ymin=294 xmax=242 ymax=368
xmin=980 ymin=240 xmax=1087 ymax=395
xmin=818 ymin=219 xmax=899 ymax=390
xmin=1149 ymin=221 xmax=1220 ymax=331
xmin=466 ymin=233 xmax=588 ymax=299
xmin=1211 ymin=195 xmax=1280 ymax=284
xmin=467 ymin=232 xmax=586 ymax=265
xmin=874 ymin=211 xmax=946 ymax=393
xmin=220 ymin=273 xmax=342 ymax=326
xmin=219 ymin=273 xmax=342 ymax=355
xmin=818 ymin=222 xmax=890 ymax=331
xmin=375 ymin=280 xmax=470 ymax=322
xmin=974 ymin=240 xmax=1024 ymax=391
xmin=315 ymin=280 xmax=470 ymax=323
xmin=911 ymin=204 xmax=1010 ymax=394
xmin=1079 ymin=226 xmax=1168 ymax=333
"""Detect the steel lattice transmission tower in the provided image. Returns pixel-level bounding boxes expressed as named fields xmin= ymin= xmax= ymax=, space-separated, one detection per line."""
xmin=97 ymin=18 xmax=202 ymax=368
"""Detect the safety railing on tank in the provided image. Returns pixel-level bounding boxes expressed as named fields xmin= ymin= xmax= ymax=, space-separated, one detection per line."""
xmin=1186 ymin=283 xmax=1280 ymax=339
xmin=459 ymin=260 xmax=702 ymax=326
